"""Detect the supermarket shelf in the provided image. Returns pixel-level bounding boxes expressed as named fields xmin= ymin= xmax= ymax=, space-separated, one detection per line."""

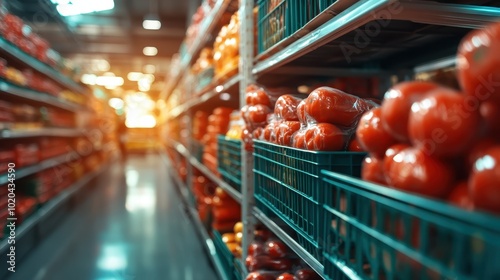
xmin=171 ymin=141 xmax=243 ymax=204
xmin=0 ymin=37 xmax=86 ymax=94
xmin=159 ymin=148 xmax=231 ymax=280
xmin=252 ymin=207 xmax=326 ymax=279
xmin=253 ymin=0 xmax=500 ymax=75
xmin=168 ymin=74 xmax=240 ymax=120
xmin=0 ymin=80 xmax=84 ymax=112
xmin=414 ymin=55 xmax=456 ymax=73
xmin=0 ymin=160 xmax=109 ymax=254
xmin=162 ymin=0 xmax=232 ymax=100
xmin=0 ymin=153 xmax=73 ymax=185
xmin=0 ymin=128 xmax=84 ymax=139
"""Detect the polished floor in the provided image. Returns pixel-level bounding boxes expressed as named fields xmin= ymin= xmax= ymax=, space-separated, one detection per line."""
xmin=10 ymin=153 xmax=218 ymax=280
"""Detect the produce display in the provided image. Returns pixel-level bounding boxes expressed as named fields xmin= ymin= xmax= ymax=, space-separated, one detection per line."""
xmin=212 ymin=187 xmax=241 ymax=232
xmin=202 ymin=107 xmax=234 ymax=174
xmin=213 ymin=11 xmax=240 ymax=81
xmin=244 ymin=225 xmax=322 ymax=280
xmin=357 ymin=21 xmax=500 ymax=215
xmin=191 ymin=48 xmax=214 ymax=93
xmin=0 ymin=58 xmax=86 ymax=106
xmin=243 ymin=84 xmax=377 ymax=152
xmin=0 ymin=12 xmax=79 ymax=77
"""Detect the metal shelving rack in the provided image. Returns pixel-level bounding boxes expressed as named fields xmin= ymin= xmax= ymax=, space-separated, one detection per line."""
xmin=0 ymin=161 xmax=110 ymax=265
xmin=0 ymin=37 xmax=86 ymax=95
xmin=0 ymin=80 xmax=86 ymax=112
xmin=162 ymin=0 xmax=500 ymax=279
xmin=0 ymin=127 xmax=85 ymax=139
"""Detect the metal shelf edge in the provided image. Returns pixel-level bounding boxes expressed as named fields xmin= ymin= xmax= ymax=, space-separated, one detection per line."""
xmin=0 ymin=80 xmax=84 ymax=112
xmin=252 ymin=207 xmax=326 ymax=279
xmin=253 ymin=0 xmax=500 ymax=76
xmin=169 ymin=141 xmax=242 ymax=203
xmin=0 ymin=153 xmax=75 ymax=185
xmin=168 ymin=74 xmax=241 ymax=120
xmin=0 ymin=128 xmax=84 ymax=139
xmin=0 ymin=161 xmax=109 ymax=253
xmin=0 ymin=38 xmax=86 ymax=94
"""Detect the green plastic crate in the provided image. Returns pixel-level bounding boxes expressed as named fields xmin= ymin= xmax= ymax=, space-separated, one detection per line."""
xmin=257 ymin=0 xmax=338 ymax=54
xmin=320 ymin=171 xmax=500 ymax=280
xmin=212 ymin=230 xmax=236 ymax=280
xmin=217 ymin=135 xmax=242 ymax=191
xmin=253 ymin=140 xmax=365 ymax=261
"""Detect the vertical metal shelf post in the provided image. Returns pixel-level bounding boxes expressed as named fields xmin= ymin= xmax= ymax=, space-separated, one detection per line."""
xmin=239 ymin=0 xmax=256 ymax=262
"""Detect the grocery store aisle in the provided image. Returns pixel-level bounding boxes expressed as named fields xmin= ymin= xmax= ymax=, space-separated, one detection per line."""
xmin=10 ymin=153 xmax=217 ymax=280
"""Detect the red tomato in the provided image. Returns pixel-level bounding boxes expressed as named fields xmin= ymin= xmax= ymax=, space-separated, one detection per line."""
xmin=480 ymin=101 xmax=500 ymax=139
xmin=297 ymin=99 xmax=307 ymax=124
xmin=274 ymin=95 xmax=301 ymax=121
xmin=381 ymin=81 xmax=440 ymax=142
xmin=242 ymin=127 xmax=254 ymax=151
xmin=361 ymin=156 xmax=386 ymax=185
xmin=356 ymin=108 xmax=397 ymax=158
xmin=265 ymin=240 xmax=287 ymax=259
xmin=457 ymin=22 xmax=500 ymax=104
xmin=245 ymin=255 xmax=271 ymax=272
xmin=277 ymin=273 xmax=296 ymax=280
xmin=246 ymin=105 xmax=272 ymax=125
xmin=276 ymin=121 xmax=301 ymax=146
xmin=469 ymin=147 xmax=500 ymax=213
xmin=408 ymin=88 xmax=481 ymax=158
xmin=245 ymin=272 xmax=276 ymax=280
xmin=387 ymin=147 xmax=455 ymax=198
xmin=295 ymin=269 xmax=321 ymax=280
xmin=467 ymin=138 xmax=496 ymax=168
xmin=448 ymin=181 xmax=474 ymax=210
xmin=265 ymin=258 xmax=294 ymax=271
xmin=246 ymin=87 xmax=271 ymax=107
xmin=348 ymin=137 xmax=364 ymax=152
xmin=213 ymin=107 xmax=234 ymax=116
xmin=383 ymin=144 xmax=411 ymax=180
xmin=310 ymin=123 xmax=345 ymax=151
xmin=262 ymin=123 xmax=274 ymax=141
xmin=252 ymin=127 xmax=264 ymax=140
xmin=292 ymin=130 xmax=306 ymax=149
xmin=305 ymin=87 xmax=375 ymax=127
xmin=248 ymin=242 xmax=265 ymax=257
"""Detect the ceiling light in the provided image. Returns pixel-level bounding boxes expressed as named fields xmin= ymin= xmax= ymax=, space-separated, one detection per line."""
xmin=143 ymin=14 xmax=161 ymax=30
xmin=96 ymin=76 xmax=124 ymax=87
xmin=127 ymin=72 xmax=143 ymax=82
xmin=51 ymin=0 xmax=115 ymax=17
xmin=143 ymin=46 xmax=158 ymax=56
xmin=142 ymin=74 xmax=155 ymax=83
xmin=143 ymin=64 xmax=156 ymax=74
xmin=81 ymin=74 xmax=97 ymax=85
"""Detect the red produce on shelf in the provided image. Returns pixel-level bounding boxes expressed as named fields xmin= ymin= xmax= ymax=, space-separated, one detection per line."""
xmin=469 ymin=146 xmax=500 ymax=213
xmin=380 ymin=81 xmax=440 ymax=142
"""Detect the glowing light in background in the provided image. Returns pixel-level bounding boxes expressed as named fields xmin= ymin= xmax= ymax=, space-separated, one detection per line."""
xmin=143 ymin=47 xmax=158 ymax=56
xmin=108 ymin=98 xmax=124 ymax=110
xmin=51 ymin=0 xmax=115 ymax=16
xmin=127 ymin=72 xmax=143 ymax=82
xmin=125 ymin=115 xmax=156 ymax=128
